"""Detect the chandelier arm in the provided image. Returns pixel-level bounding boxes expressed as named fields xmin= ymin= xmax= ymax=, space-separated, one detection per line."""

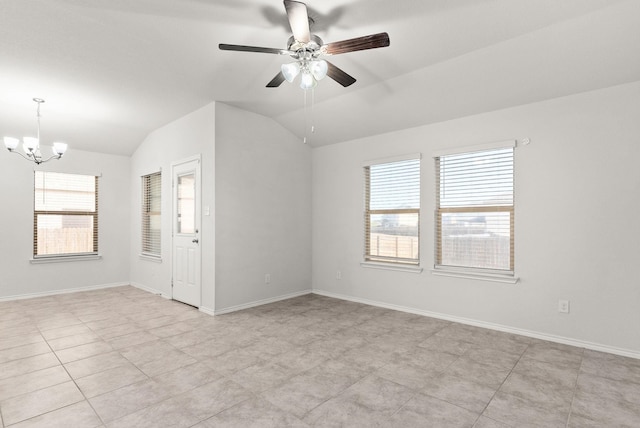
xmin=7 ymin=148 xmax=38 ymax=163
xmin=38 ymin=153 xmax=63 ymax=164
xmin=7 ymin=148 xmax=60 ymax=165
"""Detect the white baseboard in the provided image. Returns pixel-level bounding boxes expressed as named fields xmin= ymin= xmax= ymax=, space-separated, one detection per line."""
xmin=312 ymin=289 xmax=640 ymax=360
xmin=0 ymin=282 xmax=130 ymax=302
xmin=199 ymin=306 xmax=216 ymax=316
xmin=129 ymin=282 xmax=171 ymax=300
xmin=213 ymin=289 xmax=313 ymax=316
xmin=6 ymin=280 xmax=634 ymax=359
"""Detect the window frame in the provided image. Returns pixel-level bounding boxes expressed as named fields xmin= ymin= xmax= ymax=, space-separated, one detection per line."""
xmin=433 ymin=141 xmax=516 ymax=281
xmin=141 ymin=171 xmax=162 ymax=260
xmin=363 ymin=154 xmax=422 ymax=269
xmin=33 ymin=171 xmax=99 ymax=260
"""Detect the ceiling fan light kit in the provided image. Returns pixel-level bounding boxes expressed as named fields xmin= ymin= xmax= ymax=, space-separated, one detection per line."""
xmin=310 ymin=60 xmax=328 ymax=80
xmin=300 ymin=70 xmax=317 ymax=90
xmin=282 ymin=58 xmax=328 ymax=89
xmin=219 ymin=0 xmax=390 ymax=90
xmin=3 ymin=98 xmax=68 ymax=165
xmin=281 ymin=62 xmax=300 ymax=82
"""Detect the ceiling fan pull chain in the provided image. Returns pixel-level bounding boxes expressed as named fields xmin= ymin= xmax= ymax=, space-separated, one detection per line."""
xmin=304 ymin=87 xmax=316 ymax=143
xmin=303 ymin=89 xmax=309 ymax=144
xmin=311 ymin=88 xmax=315 ymax=135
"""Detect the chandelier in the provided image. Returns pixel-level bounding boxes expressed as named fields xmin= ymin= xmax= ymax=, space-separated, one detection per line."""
xmin=3 ymin=98 xmax=68 ymax=165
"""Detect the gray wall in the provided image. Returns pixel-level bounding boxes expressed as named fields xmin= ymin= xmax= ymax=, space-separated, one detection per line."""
xmin=3 ymin=82 xmax=638 ymax=358
xmin=312 ymin=82 xmax=640 ymax=356
xmin=214 ymin=103 xmax=312 ymax=311
xmin=129 ymin=102 xmax=216 ymax=309
xmin=129 ymin=101 xmax=312 ymax=313
xmin=0 ymin=148 xmax=130 ymax=299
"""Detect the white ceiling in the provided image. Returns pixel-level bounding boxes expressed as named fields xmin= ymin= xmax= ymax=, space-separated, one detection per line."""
xmin=1 ymin=0 xmax=639 ymax=156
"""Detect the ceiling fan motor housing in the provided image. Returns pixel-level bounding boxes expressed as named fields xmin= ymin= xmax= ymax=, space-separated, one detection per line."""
xmin=287 ymin=34 xmax=324 ymax=60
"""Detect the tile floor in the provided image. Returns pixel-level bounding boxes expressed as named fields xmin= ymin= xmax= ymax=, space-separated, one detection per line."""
xmin=0 ymin=286 xmax=639 ymax=427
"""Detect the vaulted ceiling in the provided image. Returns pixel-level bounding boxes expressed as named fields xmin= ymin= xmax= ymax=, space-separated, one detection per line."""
xmin=1 ymin=0 xmax=639 ymax=156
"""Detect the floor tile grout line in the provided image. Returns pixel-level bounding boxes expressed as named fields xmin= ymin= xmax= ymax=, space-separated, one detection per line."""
xmin=565 ymin=349 xmax=586 ymax=427
xmin=198 ymin=395 xmax=257 ymax=426
xmin=57 ymin=299 xmax=223 ymax=426
xmin=61 ymin=295 xmax=177 ymax=426
xmin=40 ymin=320 xmax=108 ymax=427
xmin=412 ymin=347 xmax=489 ymax=426
xmin=381 ymin=384 xmax=420 ymax=424
xmin=470 ymin=339 xmax=530 ymax=427
xmin=386 ymin=339 xmax=464 ymax=420
xmin=108 ymin=378 xmax=257 ymax=427
xmin=0 ymin=315 xmax=101 ymax=426
xmin=270 ymin=356 xmax=382 ymax=422
xmin=4 ymin=287 xmax=639 ymax=426
xmin=60 ymin=291 xmax=157 ymax=425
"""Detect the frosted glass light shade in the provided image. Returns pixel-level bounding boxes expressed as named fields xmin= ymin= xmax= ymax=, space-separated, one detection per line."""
xmin=23 ymin=137 xmax=39 ymax=152
xmin=310 ymin=60 xmax=328 ymax=81
xmin=300 ymin=71 xmax=317 ymax=90
xmin=4 ymin=137 xmax=19 ymax=150
xmin=52 ymin=142 xmax=68 ymax=156
xmin=281 ymin=62 xmax=300 ymax=83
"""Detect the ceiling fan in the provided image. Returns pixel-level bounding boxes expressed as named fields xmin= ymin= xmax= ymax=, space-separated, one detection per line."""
xmin=219 ymin=0 xmax=390 ymax=89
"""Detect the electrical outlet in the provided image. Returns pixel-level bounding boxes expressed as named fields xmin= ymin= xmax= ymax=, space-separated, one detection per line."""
xmin=558 ymin=299 xmax=570 ymax=314
xmin=336 ymin=270 xmax=342 ymax=280
xmin=265 ymin=274 xmax=271 ymax=284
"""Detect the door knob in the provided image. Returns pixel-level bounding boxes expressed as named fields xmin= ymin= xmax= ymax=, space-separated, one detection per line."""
xmin=192 ymin=239 xmax=199 ymax=243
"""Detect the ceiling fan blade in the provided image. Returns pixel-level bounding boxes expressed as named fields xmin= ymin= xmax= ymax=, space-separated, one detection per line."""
xmin=284 ymin=0 xmax=310 ymax=43
xmin=326 ymin=61 xmax=356 ymax=87
xmin=219 ymin=44 xmax=290 ymax=55
xmin=322 ymin=32 xmax=390 ymax=55
xmin=266 ymin=72 xmax=286 ymax=88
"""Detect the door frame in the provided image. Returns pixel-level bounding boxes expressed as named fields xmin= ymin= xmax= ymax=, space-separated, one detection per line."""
xmin=171 ymin=154 xmax=202 ymax=307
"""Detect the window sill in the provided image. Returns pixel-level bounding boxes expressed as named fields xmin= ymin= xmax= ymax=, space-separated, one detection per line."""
xmin=30 ymin=254 xmax=102 ymax=264
xmin=361 ymin=261 xmax=423 ymax=274
xmin=139 ymin=254 xmax=162 ymax=263
xmin=431 ymin=267 xmax=519 ymax=284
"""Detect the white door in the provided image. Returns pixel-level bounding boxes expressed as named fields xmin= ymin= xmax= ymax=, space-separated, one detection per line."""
xmin=172 ymin=157 xmax=201 ymax=307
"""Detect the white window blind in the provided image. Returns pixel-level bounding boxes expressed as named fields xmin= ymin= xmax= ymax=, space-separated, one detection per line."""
xmin=364 ymin=156 xmax=420 ymax=265
xmin=435 ymin=146 xmax=514 ymax=272
xmin=141 ymin=172 xmax=161 ymax=257
xmin=34 ymin=171 xmax=98 ymax=257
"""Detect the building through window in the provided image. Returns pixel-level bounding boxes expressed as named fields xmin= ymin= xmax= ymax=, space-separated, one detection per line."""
xmin=364 ymin=155 xmax=421 ymax=265
xmin=34 ymin=171 xmax=99 ymax=257
xmin=435 ymin=144 xmax=514 ymax=273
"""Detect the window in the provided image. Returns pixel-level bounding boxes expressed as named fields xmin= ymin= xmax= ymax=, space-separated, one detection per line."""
xmin=34 ymin=171 xmax=98 ymax=258
xmin=176 ymin=173 xmax=195 ymax=234
xmin=435 ymin=143 xmax=514 ymax=273
xmin=141 ymin=172 xmax=161 ymax=257
xmin=364 ymin=155 xmax=421 ymax=265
